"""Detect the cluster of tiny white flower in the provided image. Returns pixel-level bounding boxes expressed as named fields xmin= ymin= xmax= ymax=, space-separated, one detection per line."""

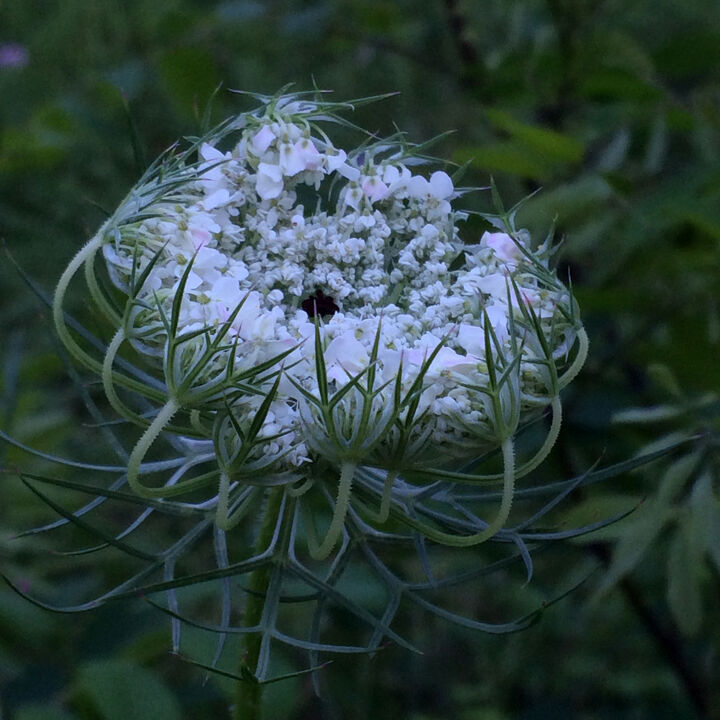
xmin=101 ymin=98 xmax=580 ymax=476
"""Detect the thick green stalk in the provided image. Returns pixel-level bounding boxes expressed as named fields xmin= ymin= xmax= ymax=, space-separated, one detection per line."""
xmin=234 ymin=487 xmax=285 ymax=720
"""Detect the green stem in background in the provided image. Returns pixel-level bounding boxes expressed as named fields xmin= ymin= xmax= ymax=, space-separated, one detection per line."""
xmin=234 ymin=488 xmax=285 ymax=720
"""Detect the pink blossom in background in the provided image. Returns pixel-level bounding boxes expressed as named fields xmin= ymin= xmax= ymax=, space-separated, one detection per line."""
xmin=0 ymin=42 xmax=29 ymax=69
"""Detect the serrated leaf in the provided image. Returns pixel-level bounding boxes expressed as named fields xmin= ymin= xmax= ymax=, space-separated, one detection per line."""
xmin=74 ymin=660 xmax=182 ymax=720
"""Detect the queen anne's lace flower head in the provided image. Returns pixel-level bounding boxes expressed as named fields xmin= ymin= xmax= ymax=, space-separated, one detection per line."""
xmin=54 ymin=92 xmax=588 ymax=559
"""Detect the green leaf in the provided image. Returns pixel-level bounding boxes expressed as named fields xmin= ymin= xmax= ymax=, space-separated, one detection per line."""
xmin=656 ymin=451 xmax=702 ymax=503
xmin=597 ymin=452 xmax=701 ymax=593
xmin=561 ymin=493 xmax=643 ymax=543
xmin=612 ymin=404 xmax=687 ymax=424
xmin=453 ymin=142 xmax=550 ymax=182
xmin=73 ymin=660 xmax=182 ymax=720
xmin=596 ymin=502 xmax=669 ymax=593
xmin=580 ymin=68 xmax=663 ymax=101
xmin=484 ymin=109 xmax=585 ymax=164
xmin=156 ymin=47 xmax=221 ymax=118
xmin=15 ymin=705 xmax=78 ymax=720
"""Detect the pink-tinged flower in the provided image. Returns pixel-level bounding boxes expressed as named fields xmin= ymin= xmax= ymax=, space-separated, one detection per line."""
xmin=256 ymin=163 xmax=284 ymax=199
xmin=362 ymin=177 xmax=389 ymax=203
xmin=0 ymin=43 xmax=28 ymax=69
xmin=277 ymin=138 xmax=322 ymax=176
xmin=482 ymin=231 xmax=521 ymax=264
xmin=251 ymin=126 xmax=275 ymax=155
xmin=296 ymin=138 xmax=322 ymax=171
xmin=188 ymin=213 xmax=221 ymax=248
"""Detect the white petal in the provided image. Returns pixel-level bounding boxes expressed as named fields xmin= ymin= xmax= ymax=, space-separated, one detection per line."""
xmin=201 ymin=188 xmax=230 ymax=211
xmin=429 ymin=171 xmax=454 ymax=200
xmin=256 ymin=163 xmax=284 ymax=199
xmin=457 ymin=323 xmax=485 ymax=355
xmin=279 ymin=143 xmax=306 ymax=176
xmin=324 ymin=333 xmax=369 ymax=379
xmin=335 ymin=163 xmax=361 ymax=182
xmin=326 ymin=148 xmax=347 ymax=171
xmin=408 ymin=175 xmax=430 ymax=198
xmin=297 ymin=139 xmax=322 ymax=170
xmin=476 ymin=272 xmax=509 ymax=300
xmin=200 ymin=142 xmax=225 ymax=162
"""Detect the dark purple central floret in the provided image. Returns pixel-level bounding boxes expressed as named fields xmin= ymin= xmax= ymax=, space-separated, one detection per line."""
xmin=301 ymin=289 xmax=340 ymax=318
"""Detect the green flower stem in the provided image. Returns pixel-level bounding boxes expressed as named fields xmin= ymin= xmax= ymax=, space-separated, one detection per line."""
xmin=101 ymin=329 xmax=204 ymax=439
xmin=380 ymin=437 xmax=517 ymax=547
xmin=558 ymin=326 xmax=589 ymax=389
xmin=216 ymin=474 xmax=263 ymax=530
xmin=53 ymin=227 xmax=166 ymax=402
xmin=127 ymin=397 xmax=181 ymax=497
xmin=234 ymin=487 xmax=285 ymax=720
xmin=513 ymin=394 xmax=562 ymax=478
xmin=310 ymin=461 xmax=356 ymax=561
xmin=102 ymin=328 xmax=149 ymax=427
xmin=363 ymin=469 xmax=400 ymax=524
xmin=53 ymin=232 xmax=106 ymax=374
xmin=482 ymin=436 xmax=517 ymax=540
xmin=420 ymin=396 xmax=561 ymax=485
xmin=84 ymin=247 xmax=122 ymax=326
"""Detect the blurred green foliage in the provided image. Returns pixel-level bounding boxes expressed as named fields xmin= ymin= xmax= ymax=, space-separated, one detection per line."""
xmin=1 ymin=0 xmax=719 ymax=718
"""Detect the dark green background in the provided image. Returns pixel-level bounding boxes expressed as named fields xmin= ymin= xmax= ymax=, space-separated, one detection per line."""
xmin=1 ymin=1 xmax=719 ymax=718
